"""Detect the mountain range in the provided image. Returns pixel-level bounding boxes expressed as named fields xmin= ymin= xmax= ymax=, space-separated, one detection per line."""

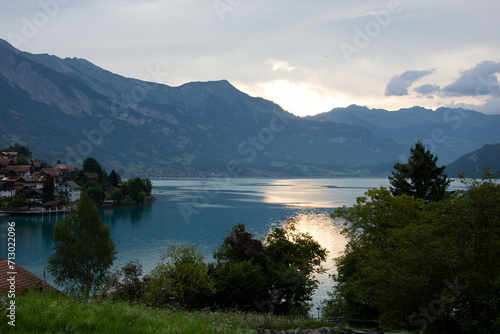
xmin=307 ymin=105 xmax=500 ymax=165
xmin=0 ymin=38 xmax=499 ymax=177
xmin=446 ymin=143 xmax=500 ymax=178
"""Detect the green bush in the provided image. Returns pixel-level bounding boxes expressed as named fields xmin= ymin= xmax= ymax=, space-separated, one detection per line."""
xmin=105 ymin=260 xmax=146 ymax=304
xmin=144 ymin=244 xmax=215 ymax=309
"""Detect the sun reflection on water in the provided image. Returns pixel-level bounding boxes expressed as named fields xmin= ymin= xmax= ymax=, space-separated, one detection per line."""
xmin=269 ymin=208 xmax=348 ymax=307
xmin=261 ymin=178 xmax=384 ymax=208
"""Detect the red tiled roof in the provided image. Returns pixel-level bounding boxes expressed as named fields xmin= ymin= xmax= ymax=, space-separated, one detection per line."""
xmin=24 ymin=175 xmax=45 ymax=183
xmin=5 ymin=165 xmax=31 ymax=173
xmin=53 ymin=164 xmax=73 ymax=170
xmin=84 ymin=172 xmax=99 ymax=180
xmin=1 ymin=177 xmax=24 ymax=183
xmin=0 ymin=157 xmax=13 ymax=166
xmin=0 ymin=259 xmax=59 ymax=294
xmin=40 ymin=169 xmax=62 ymax=177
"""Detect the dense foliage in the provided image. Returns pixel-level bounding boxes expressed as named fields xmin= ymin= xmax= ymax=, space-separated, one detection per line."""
xmin=389 ymin=141 xmax=450 ymax=202
xmin=75 ymin=157 xmax=153 ymax=205
xmin=105 ymin=261 xmax=146 ymax=304
xmin=210 ymin=223 xmax=327 ymax=315
xmin=47 ymin=194 xmax=117 ymax=299
xmin=144 ymin=245 xmax=215 ymax=310
xmin=323 ymin=175 xmax=500 ymax=333
xmin=105 ymin=223 xmax=326 ymax=316
xmin=2 ymin=142 xmax=32 ymax=157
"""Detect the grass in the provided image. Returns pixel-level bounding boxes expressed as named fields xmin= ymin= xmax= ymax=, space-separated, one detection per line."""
xmin=1 ymin=290 xmax=334 ymax=333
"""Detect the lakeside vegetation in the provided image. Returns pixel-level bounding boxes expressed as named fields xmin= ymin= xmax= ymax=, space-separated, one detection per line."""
xmin=322 ymin=143 xmax=500 ymax=333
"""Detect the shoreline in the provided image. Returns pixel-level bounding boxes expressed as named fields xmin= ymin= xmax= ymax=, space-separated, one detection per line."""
xmin=0 ymin=208 xmax=71 ymax=216
xmin=0 ymin=197 xmax=156 ymax=217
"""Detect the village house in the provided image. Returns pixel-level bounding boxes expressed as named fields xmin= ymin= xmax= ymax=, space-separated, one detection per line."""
xmin=56 ymin=180 xmax=82 ymax=202
xmin=42 ymin=201 xmax=62 ymax=211
xmin=3 ymin=177 xmax=23 ymax=191
xmin=0 ymin=157 xmax=14 ymax=168
xmin=23 ymin=174 xmax=45 ymax=190
xmin=1 ymin=152 xmax=18 ymax=163
xmin=29 ymin=158 xmax=43 ymax=172
xmin=0 ymin=182 xmax=14 ymax=198
xmin=52 ymin=164 xmax=77 ymax=174
xmin=0 ymin=177 xmax=24 ymax=198
xmin=84 ymin=172 xmax=99 ymax=182
xmin=25 ymin=189 xmax=44 ymax=204
xmin=0 ymin=169 xmax=17 ymax=179
xmin=40 ymin=168 xmax=63 ymax=187
xmin=3 ymin=165 xmax=32 ymax=178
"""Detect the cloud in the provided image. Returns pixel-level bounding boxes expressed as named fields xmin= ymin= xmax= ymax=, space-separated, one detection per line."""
xmin=270 ymin=60 xmax=297 ymax=72
xmin=443 ymin=61 xmax=500 ymax=97
xmin=414 ymin=84 xmax=441 ymax=96
xmin=384 ymin=70 xmax=434 ymax=96
xmin=1 ymin=1 xmax=500 ymax=115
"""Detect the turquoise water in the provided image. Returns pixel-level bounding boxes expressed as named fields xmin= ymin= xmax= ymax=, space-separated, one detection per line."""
xmin=1 ymin=177 xmax=394 ymax=306
xmin=18 ymin=177 xmax=479 ymax=309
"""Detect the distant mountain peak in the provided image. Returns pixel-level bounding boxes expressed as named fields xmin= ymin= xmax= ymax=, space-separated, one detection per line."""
xmin=0 ymin=38 xmax=17 ymax=51
xmin=344 ymin=104 xmax=371 ymax=112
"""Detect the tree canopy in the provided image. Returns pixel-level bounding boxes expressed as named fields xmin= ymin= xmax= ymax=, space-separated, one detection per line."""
xmin=109 ymin=169 xmax=120 ymax=187
xmin=389 ymin=141 xmax=450 ymax=202
xmin=144 ymin=245 xmax=215 ymax=310
xmin=3 ymin=142 xmax=32 ymax=157
xmin=83 ymin=157 xmax=107 ymax=182
xmin=132 ymin=223 xmax=327 ymax=315
xmin=324 ymin=175 xmax=500 ymax=333
xmin=212 ymin=222 xmax=327 ymax=315
xmin=47 ymin=193 xmax=116 ymax=299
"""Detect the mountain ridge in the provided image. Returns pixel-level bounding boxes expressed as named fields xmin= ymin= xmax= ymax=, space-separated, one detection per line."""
xmin=446 ymin=143 xmax=500 ymax=178
xmin=307 ymin=104 xmax=500 ymax=164
xmin=0 ymin=39 xmax=405 ymax=176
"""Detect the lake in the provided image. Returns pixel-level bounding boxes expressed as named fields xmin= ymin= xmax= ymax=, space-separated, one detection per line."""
xmin=0 ymin=177 xmax=464 ymax=309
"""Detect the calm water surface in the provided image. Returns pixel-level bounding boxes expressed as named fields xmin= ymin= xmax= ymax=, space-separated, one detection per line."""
xmin=0 ymin=177 xmax=463 ymax=307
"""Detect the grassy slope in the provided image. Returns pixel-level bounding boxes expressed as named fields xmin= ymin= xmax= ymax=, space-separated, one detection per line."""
xmin=1 ymin=290 xmax=334 ymax=333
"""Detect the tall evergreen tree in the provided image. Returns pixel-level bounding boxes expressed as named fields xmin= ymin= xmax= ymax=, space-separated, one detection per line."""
xmin=42 ymin=173 xmax=55 ymax=203
xmin=47 ymin=194 xmax=116 ymax=298
xmin=109 ymin=169 xmax=120 ymax=187
xmin=389 ymin=141 xmax=450 ymax=202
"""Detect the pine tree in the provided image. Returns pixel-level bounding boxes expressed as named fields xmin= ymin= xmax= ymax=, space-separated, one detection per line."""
xmin=42 ymin=173 xmax=55 ymax=203
xmin=109 ymin=169 xmax=120 ymax=187
xmin=389 ymin=141 xmax=450 ymax=202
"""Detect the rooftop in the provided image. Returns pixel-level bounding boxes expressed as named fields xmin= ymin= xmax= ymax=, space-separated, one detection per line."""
xmin=0 ymin=258 xmax=59 ymax=294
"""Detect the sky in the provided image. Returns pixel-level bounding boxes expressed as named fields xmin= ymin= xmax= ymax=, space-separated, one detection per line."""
xmin=1 ymin=0 xmax=499 ymax=117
